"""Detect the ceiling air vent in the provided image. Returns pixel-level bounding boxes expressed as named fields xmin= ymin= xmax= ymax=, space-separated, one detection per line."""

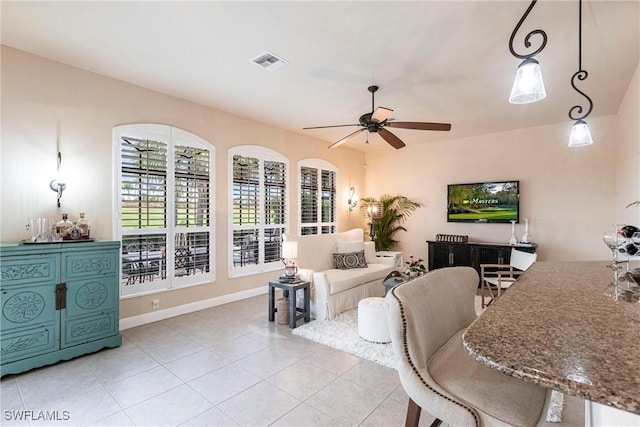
xmin=251 ymin=51 xmax=287 ymax=71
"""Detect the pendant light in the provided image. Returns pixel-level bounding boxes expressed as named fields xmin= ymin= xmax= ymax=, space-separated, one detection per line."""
xmin=508 ymin=0 xmax=548 ymax=104
xmin=568 ymin=0 xmax=594 ymax=147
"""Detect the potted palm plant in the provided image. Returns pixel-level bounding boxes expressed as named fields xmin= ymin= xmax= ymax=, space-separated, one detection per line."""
xmin=361 ymin=194 xmax=422 ymax=251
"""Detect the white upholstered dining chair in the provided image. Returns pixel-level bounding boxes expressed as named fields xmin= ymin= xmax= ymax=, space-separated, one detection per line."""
xmin=481 ymin=248 xmax=537 ymax=308
xmin=385 ymin=267 xmax=551 ymax=427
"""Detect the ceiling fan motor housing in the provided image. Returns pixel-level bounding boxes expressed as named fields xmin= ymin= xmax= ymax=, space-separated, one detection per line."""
xmin=359 ymin=113 xmax=380 ymax=132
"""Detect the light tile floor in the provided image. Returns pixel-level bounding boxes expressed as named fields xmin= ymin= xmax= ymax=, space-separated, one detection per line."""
xmin=1 ymin=293 xmax=584 ymax=426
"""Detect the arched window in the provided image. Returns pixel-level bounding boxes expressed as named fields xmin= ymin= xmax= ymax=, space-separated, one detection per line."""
xmin=229 ymin=145 xmax=289 ymax=277
xmin=114 ymin=124 xmax=215 ymax=297
xmin=298 ymin=158 xmax=337 ymax=235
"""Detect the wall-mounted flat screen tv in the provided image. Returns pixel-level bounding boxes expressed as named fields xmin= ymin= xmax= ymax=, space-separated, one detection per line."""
xmin=447 ymin=180 xmax=519 ymax=223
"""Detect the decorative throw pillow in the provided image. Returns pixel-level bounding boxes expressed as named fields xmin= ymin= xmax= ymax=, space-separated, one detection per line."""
xmin=333 ymin=250 xmax=368 ymax=269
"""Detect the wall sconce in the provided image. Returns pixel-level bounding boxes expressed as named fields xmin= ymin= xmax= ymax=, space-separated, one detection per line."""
xmin=508 ymin=0 xmax=548 ymax=104
xmin=49 ymin=151 xmax=66 ymax=208
xmin=348 ymin=187 xmax=359 ymax=211
xmin=567 ymin=0 xmax=594 ymax=147
xmin=363 ymin=199 xmax=383 ymax=240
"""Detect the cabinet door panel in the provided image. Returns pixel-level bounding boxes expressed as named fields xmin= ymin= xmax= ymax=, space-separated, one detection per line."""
xmin=0 ymin=255 xmax=58 ymax=286
xmin=1 ymin=283 xmax=57 ymax=332
xmin=64 ymin=276 xmax=118 ymax=318
xmin=0 ymin=324 xmax=58 ymax=363
xmin=428 ymin=242 xmax=472 ymax=270
xmin=473 ymin=246 xmax=509 ymax=267
xmin=64 ymin=251 xmax=118 ymax=279
xmin=428 ymin=243 xmax=451 ymax=269
xmin=62 ymin=312 xmax=117 ymax=347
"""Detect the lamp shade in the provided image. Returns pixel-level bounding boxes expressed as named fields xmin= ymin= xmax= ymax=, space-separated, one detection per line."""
xmin=281 ymin=241 xmax=298 ymax=259
xmin=568 ymin=119 xmax=593 ymax=147
xmin=509 ymin=58 xmax=546 ymax=104
xmin=363 ymin=201 xmax=383 ymax=219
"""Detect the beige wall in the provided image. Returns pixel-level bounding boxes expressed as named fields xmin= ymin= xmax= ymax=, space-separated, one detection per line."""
xmin=2 ymin=46 xmax=638 ymax=321
xmin=365 ymin=114 xmax=628 ymax=263
xmin=0 ymin=47 xmax=366 ymax=319
xmin=615 ymin=64 xmax=640 ymax=226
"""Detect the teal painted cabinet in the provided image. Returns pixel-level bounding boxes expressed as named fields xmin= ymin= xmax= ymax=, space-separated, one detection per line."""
xmin=1 ymin=241 xmax=122 ymax=376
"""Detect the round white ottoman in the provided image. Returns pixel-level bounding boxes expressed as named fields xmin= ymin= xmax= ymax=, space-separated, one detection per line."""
xmin=357 ymin=297 xmax=391 ymax=343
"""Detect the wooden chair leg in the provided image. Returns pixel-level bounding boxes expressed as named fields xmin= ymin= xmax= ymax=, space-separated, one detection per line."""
xmin=405 ymin=398 xmax=421 ymax=427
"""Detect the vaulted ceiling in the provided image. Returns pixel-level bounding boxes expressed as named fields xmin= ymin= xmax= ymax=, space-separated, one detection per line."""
xmin=2 ymin=1 xmax=638 ymax=151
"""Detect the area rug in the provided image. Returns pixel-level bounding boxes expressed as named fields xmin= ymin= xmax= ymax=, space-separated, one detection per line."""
xmin=292 ymin=296 xmax=486 ymax=369
xmin=291 ymin=297 xmax=563 ymax=422
xmin=293 ymin=308 xmax=396 ymax=368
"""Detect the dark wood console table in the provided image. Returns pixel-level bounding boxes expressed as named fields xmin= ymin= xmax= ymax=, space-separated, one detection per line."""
xmin=426 ymin=240 xmax=537 ymax=281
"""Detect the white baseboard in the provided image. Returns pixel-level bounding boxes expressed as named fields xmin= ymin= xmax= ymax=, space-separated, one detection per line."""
xmin=119 ymin=286 xmax=268 ymax=330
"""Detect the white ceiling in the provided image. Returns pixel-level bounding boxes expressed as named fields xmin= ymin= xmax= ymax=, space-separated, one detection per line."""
xmin=2 ymin=1 xmax=639 ymax=151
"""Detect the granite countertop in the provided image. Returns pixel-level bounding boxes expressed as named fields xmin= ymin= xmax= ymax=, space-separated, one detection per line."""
xmin=463 ymin=261 xmax=640 ymax=415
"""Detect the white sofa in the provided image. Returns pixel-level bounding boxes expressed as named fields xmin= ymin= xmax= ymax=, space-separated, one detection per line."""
xmin=283 ymin=228 xmax=395 ymax=320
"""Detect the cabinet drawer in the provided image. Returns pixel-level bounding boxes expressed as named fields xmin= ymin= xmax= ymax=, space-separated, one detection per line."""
xmin=1 ymin=283 xmax=57 ymax=332
xmin=62 ymin=312 xmax=117 ymax=347
xmin=0 ymin=255 xmax=58 ymax=287
xmin=65 ymin=276 xmax=118 ymax=318
xmin=64 ymin=250 xmax=118 ymax=279
xmin=1 ymin=324 xmax=58 ymax=363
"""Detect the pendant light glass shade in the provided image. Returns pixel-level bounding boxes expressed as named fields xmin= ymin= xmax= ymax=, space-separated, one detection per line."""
xmin=509 ymin=58 xmax=546 ymax=104
xmin=568 ymin=119 xmax=593 ymax=147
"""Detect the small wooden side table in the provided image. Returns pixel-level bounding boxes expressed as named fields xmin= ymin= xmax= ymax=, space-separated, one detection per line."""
xmin=268 ymin=279 xmax=311 ymax=328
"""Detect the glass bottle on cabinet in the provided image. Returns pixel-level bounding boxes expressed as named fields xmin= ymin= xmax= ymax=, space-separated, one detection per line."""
xmin=76 ymin=212 xmax=91 ymax=239
xmin=55 ymin=213 xmax=74 ymax=240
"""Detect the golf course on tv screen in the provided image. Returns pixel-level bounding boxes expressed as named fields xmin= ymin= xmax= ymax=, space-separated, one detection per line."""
xmin=447 ymin=181 xmax=519 ymax=223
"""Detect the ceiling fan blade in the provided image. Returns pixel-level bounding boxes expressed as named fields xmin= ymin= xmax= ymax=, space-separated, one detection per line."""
xmin=378 ymin=128 xmax=406 ymax=149
xmin=303 ymin=124 xmax=360 ymax=130
xmin=387 ymin=121 xmax=451 ymax=131
xmin=328 ymin=129 xmax=365 ymax=149
xmin=371 ymin=107 xmax=393 ymax=123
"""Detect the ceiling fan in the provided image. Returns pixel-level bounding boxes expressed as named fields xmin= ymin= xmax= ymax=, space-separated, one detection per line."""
xmin=303 ymin=85 xmax=451 ymax=149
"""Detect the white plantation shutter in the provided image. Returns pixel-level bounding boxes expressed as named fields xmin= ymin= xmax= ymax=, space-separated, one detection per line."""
xmin=264 ymin=160 xmax=286 ymax=263
xmin=229 ymin=146 xmax=288 ymax=277
xmin=174 ymin=145 xmax=210 ymax=228
xmin=300 ymin=166 xmax=318 ymax=235
xmin=114 ymin=124 xmax=215 ymax=297
xmin=299 ymin=159 xmax=337 ymax=235
xmin=120 ymin=137 xmax=167 ymax=230
xmin=321 ymin=169 xmax=336 ymax=234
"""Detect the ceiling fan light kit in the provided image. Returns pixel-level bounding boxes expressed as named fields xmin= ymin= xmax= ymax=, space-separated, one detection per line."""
xmin=304 ymin=85 xmax=451 ymax=150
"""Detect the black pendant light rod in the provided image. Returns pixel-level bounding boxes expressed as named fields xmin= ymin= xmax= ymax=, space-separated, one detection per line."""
xmin=568 ymin=0 xmax=593 ymax=121
xmin=509 ymin=0 xmax=548 ymax=60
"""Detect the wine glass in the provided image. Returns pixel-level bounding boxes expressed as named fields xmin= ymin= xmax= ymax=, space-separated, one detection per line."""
xmin=603 ymin=228 xmax=627 ymax=300
xmin=603 ymin=229 xmax=626 ymax=269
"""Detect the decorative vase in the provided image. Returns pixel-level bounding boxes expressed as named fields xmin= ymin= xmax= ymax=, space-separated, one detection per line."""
xmin=284 ymin=261 xmax=298 ymax=277
xmin=277 ymin=297 xmax=289 ymax=325
xmin=509 ymin=220 xmax=518 ymax=245
xmin=521 ymin=218 xmax=531 ymax=243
